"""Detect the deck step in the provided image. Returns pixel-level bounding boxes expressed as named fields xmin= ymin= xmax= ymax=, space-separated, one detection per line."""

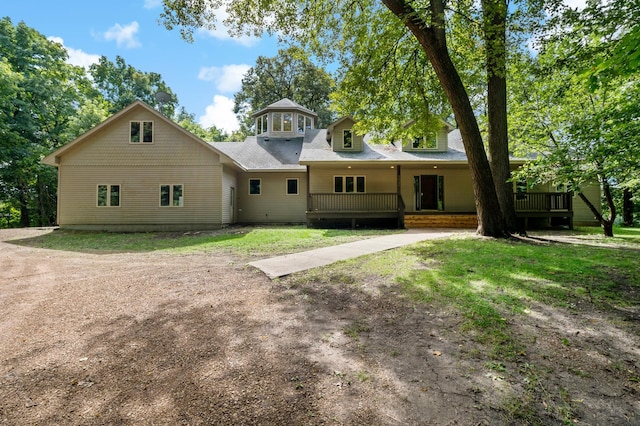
xmin=404 ymin=214 xmax=478 ymax=229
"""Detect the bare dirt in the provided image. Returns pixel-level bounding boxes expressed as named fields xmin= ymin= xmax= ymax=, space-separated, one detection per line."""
xmin=1 ymin=228 xmax=638 ymax=425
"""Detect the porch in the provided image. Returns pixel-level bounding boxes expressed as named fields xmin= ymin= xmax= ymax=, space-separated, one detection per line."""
xmin=306 ymin=193 xmax=405 ymax=228
xmin=306 ymin=191 xmax=574 ymax=229
xmin=514 ymin=191 xmax=574 ymax=229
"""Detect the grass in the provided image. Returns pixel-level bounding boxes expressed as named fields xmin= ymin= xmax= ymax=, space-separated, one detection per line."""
xmin=395 ymin=233 xmax=639 ymax=359
xmin=7 ymin=226 xmax=400 ymax=256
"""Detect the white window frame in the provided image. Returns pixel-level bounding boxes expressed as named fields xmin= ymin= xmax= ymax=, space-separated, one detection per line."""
xmin=256 ymin=114 xmax=268 ymax=135
xmin=97 ymin=184 xmax=121 ymax=207
xmin=130 ymin=121 xmax=154 ymax=143
xmin=333 ymin=176 xmax=365 ymax=193
xmin=249 ymin=178 xmax=261 ymax=195
xmin=160 ymin=184 xmax=184 ymax=207
xmin=286 ymin=178 xmax=299 ymax=195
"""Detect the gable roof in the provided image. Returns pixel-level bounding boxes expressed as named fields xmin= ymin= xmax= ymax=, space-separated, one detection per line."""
xmin=42 ymin=100 xmax=230 ymax=166
xmin=251 ymin=98 xmax=318 ymax=118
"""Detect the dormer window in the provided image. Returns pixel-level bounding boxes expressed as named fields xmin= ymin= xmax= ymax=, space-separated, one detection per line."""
xmin=343 ymin=130 xmax=353 ymax=149
xmin=412 ymin=133 xmax=437 ymax=149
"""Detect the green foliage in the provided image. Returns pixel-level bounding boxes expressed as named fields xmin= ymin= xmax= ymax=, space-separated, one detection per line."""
xmin=509 ymin=21 xmax=640 ymax=235
xmin=233 ymin=46 xmax=335 ymax=135
xmin=0 ymin=17 xmax=90 ymax=227
xmin=0 ymin=18 xmax=183 ymax=229
xmin=175 ymin=107 xmax=229 ymax=141
xmin=89 ymin=55 xmax=178 ymax=116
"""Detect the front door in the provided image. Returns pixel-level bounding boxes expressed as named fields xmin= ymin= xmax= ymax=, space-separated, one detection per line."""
xmin=420 ymin=175 xmax=438 ymax=210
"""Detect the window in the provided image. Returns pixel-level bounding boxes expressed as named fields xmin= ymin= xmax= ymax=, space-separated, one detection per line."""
xmin=272 ymin=112 xmax=294 ymax=132
xmin=286 ymin=178 xmax=299 ymax=195
xmin=249 ymin=178 xmax=261 ymax=195
xmin=334 ymin=176 xmax=365 ymax=193
xmin=130 ymin=121 xmax=153 ymax=143
xmin=412 ymin=133 xmax=437 ymax=149
xmin=283 ymin=113 xmax=292 ymax=131
xmin=256 ymin=114 xmax=268 ymax=135
xmin=160 ymin=184 xmax=183 ymax=207
xmin=343 ymin=129 xmax=353 ymax=149
xmin=97 ymin=184 xmax=120 ymax=207
xmin=272 ymin=112 xmax=282 ymax=132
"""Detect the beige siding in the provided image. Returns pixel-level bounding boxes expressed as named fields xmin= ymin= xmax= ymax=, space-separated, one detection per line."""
xmin=54 ymin=105 xmax=224 ymax=231
xmin=222 ymin=167 xmax=238 ymax=224
xmin=400 ymin=167 xmax=475 ymax=212
xmin=309 ymin=167 xmax=397 ymax=193
xmin=59 ymin=107 xmax=220 ymax=167
xmin=332 ymin=119 xmax=363 ymax=152
xmin=58 ymin=166 xmax=222 ymax=230
xmin=236 ymin=172 xmax=307 ymax=223
xmin=574 ymin=184 xmax=601 ymax=225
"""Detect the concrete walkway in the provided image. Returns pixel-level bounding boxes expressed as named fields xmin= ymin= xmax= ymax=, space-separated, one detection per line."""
xmin=249 ymin=229 xmax=466 ymax=279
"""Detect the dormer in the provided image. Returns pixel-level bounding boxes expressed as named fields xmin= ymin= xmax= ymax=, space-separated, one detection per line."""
xmin=251 ymin=98 xmax=318 ymax=139
xmin=401 ymin=119 xmax=454 ymax=153
xmin=326 ymin=116 xmax=364 ymax=152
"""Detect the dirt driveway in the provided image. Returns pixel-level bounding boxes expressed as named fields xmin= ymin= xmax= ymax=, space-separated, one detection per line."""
xmin=1 ymin=228 xmax=638 ymax=425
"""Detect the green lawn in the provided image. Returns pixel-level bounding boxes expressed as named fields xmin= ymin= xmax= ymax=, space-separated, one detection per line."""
xmin=288 ymin=226 xmax=640 ymax=360
xmin=8 ymin=226 xmax=400 ymax=256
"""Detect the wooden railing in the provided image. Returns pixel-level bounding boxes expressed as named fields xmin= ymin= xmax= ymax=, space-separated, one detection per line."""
xmin=308 ymin=193 xmax=400 ymax=212
xmin=513 ymin=192 xmax=573 ymax=212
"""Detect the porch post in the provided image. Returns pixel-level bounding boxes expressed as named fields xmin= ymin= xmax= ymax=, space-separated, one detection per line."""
xmin=397 ymin=165 xmax=404 ymax=229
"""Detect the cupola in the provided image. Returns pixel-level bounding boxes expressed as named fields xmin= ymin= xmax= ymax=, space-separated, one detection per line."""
xmin=251 ymin=98 xmax=318 ymax=139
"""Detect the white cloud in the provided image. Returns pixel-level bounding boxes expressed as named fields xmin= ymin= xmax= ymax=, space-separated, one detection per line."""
xmin=196 ymin=8 xmax=260 ymax=47
xmin=564 ymin=0 xmax=587 ymax=9
xmin=47 ymin=36 xmax=100 ymax=69
xmin=103 ymin=22 xmax=141 ymax=48
xmin=199 ymin=95 xmax=240 ymax=134
xmin=144 ymin=0 xmax=162 ymax=9
xmin=198 ymin=64 xmax=250 ymax=93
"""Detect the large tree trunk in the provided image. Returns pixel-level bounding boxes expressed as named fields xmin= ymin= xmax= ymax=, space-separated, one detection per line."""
xmin=483 ymin=0 xmax=520 ymax=234
xmin=382 ymin=0 xmax=508 ymax=237
xmin=623 ymin=188 xmax=634 ymax=226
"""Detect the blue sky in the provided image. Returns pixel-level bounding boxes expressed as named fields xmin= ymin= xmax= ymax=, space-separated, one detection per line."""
xmin=3 ymin=0 xmax=281 ymax=133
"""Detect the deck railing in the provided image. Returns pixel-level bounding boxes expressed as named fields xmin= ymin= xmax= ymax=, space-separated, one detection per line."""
xmin=514 ymin=192 xmax=573 ymax=212
xmin=308 ymin=193 xmax=399 ymax=212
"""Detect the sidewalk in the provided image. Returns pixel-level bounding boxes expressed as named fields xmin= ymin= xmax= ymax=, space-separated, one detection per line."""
xmin=249 ymin=229 xmax=465 ymax=279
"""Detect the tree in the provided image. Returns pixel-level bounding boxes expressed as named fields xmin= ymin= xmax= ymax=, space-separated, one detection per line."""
xmin=0 ymin=18 xmax=90 ymax=227
xmin=509 ymin=47 xmax=640 ymax=237
xmin=175 ymin=107 xmax=229 ymax=141
xmin=89 ymin=55 xmax=179 ymax=117
xmin=160 ymin=0 xmax=515 ymax=236
xmin=233 ymin=46 xmax=335 ymax=135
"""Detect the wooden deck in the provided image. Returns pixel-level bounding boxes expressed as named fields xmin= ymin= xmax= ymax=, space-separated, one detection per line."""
xmin=306 ymin=191 xmax=574 ymax=229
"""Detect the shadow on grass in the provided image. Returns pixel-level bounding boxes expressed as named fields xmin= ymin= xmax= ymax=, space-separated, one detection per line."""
xmin=6 ymin=229 xmax=247 ymax=254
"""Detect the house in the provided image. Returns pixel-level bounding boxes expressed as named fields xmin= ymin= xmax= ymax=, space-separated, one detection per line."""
xmin=42 ymin=99 xmax=601 ymax=231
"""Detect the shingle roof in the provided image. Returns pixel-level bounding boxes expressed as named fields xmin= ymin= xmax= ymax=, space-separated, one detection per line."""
xmin=212 ymin=137 xmax=306 ymax=171
xmin=299 ymin=129 xmax=470 ymax=163
xmin=251 ymin=98 xmax=318 ymax=118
